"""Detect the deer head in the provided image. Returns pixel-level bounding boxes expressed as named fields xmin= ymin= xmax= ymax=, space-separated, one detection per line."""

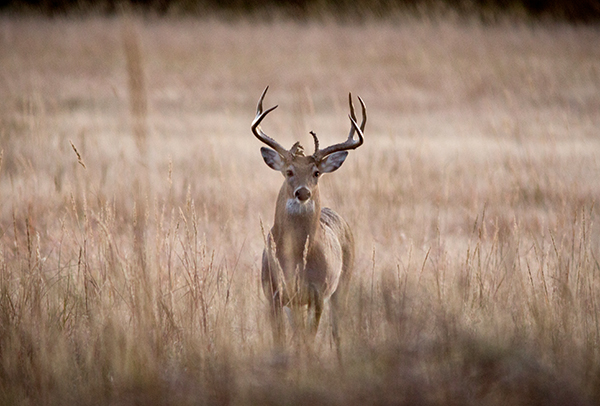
xmin=252 ymin=86 xmax=366 ymax=216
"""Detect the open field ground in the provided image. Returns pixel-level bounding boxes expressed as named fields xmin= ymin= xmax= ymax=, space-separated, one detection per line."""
xmin=1 ymin=16 xmax=600 ymax=405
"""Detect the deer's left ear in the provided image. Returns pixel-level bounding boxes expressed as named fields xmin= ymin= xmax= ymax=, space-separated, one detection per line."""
xmin=318 ymin=151 xmax=348 ymax=173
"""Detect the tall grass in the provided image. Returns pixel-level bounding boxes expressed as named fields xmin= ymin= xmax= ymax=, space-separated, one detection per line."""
xmin=0 ymin=16 xmax=599 ymax=405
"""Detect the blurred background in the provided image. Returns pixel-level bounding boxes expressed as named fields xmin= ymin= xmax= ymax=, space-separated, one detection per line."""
xmin=2 ymin=0 xmax=600 ymax=21
xmin=1 ymin=1 xmax=600 ymax=405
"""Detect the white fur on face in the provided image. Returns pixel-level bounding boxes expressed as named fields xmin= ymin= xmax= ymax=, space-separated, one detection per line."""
xmin=286 ymin=198 xmax=316 ymax=216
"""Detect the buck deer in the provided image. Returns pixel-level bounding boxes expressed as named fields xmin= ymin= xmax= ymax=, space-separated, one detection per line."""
xmin=252 ymin=87 xmax=366 ymax=350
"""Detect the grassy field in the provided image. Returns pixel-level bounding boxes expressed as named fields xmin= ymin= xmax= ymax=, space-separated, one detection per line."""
xmin=0 ymin=15 xmax=599 ymax=405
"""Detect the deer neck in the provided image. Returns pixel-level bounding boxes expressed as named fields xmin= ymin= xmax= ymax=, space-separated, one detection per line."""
xmin=272 ymin=186 xmax=321 ymax=259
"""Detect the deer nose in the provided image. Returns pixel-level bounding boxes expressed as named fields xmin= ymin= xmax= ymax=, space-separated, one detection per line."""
xmin=295 ymin=187 xmax=311 ymax=202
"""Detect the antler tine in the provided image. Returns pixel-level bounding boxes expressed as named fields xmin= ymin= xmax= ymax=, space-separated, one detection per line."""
xmin=310 ymin=131 xmax=319 ymax=154
xmin=348 ymin=113 xmax=364 ymax=146
xmin=347 ymin=93 xmax=367 ymax=139
xmin=357 ymin=95 xmax=367 ymax=132
xmin=313 ymin=93 xmax=366 ymax=160
xmin=252 ymin=86 xmax=288 ymax=157
xmin=348 ymin=93 xmax=357 ymax=128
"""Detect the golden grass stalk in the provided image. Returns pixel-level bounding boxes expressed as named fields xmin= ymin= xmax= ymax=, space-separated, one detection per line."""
xmin=0 ymin=16 xmax=599 ymax=406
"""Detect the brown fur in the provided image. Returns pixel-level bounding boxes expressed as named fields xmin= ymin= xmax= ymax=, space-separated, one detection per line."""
xmin=253 ymin=87 xmax=365 ymax=349
xmin=261 ymin=153 xmax=354 ymax=348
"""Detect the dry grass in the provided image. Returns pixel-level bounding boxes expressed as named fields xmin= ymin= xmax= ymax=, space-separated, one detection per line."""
xmin=0 ymin=15 xmax=599 ymax=405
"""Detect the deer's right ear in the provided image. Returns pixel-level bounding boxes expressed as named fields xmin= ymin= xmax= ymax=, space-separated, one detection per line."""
xmin=261 ymin=147 xmax=285 ymax=171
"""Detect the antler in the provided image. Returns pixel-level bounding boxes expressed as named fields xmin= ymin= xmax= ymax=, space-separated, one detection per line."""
xmin=252 ymin=86 xmax=289 ymax=157
xmin=310 ymin=131 xmax=319 ymax=153
xmin=313 ymin=93 xmax=366 ymax=161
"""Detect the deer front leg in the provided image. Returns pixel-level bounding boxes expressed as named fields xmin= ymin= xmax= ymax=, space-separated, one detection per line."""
xmin=307 ymin=284 xmax=323 ymax=339
xmin=329 ymin=291 xmax=342 ymax=360
xmin=262 ymin=251 xmax=285 ymax=347
xmin=268 ymin=290 xmax=285 ymax=347
xmin=329 ymin=267 xmax=351 ymax=360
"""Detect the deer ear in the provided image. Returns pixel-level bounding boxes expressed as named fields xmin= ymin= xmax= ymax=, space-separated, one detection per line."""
xmin=318 ymin=151 xmax=348 ymax=173
xmin=261 ymin=147 xmax=285 ymax=171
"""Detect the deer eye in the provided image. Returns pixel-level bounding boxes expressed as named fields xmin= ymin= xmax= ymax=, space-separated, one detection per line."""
xmin=313 ymin=170 xmax=320 ymax=178
xmin=286 ymin=169 xmax=294 ymax=178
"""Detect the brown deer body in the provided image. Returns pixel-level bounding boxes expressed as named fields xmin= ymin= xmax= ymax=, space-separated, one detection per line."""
xmin=252 ymin=87 xmax=366 ymax=348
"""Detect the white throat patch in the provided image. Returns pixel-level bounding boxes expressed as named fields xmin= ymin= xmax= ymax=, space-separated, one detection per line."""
xmin=286 ymin=198 xmax=316 ymax=216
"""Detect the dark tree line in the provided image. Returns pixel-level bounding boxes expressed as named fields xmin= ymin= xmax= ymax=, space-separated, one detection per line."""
xmin=1 ymin=0 xmax=599 ymax=21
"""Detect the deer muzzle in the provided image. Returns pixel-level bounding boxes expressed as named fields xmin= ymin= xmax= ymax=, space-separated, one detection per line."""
xmin=294 ymin=186 xmax=312 ymax=202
